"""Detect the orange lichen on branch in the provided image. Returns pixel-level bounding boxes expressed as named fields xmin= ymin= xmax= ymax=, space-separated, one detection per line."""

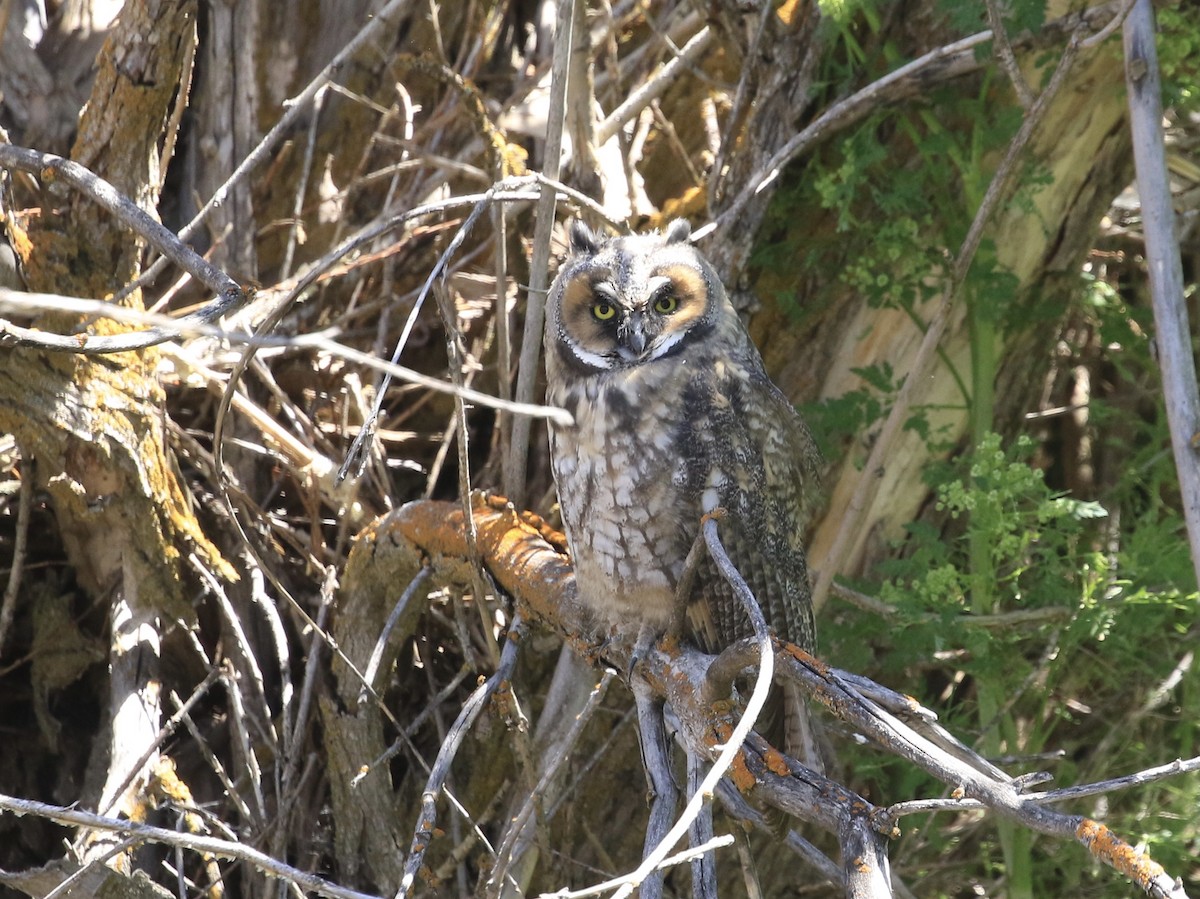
xmin=780 ymin=640 xmax=829 ymax=676
xmin=391 ymin=495 xmax=577 ymax=628
xmin=763 ymin=745 xmax=791 ymax=777
xmin=712 ymin=722 xmax=757 ymax=792
xmin=1076 ymin=818 xmax=1170 ymax=890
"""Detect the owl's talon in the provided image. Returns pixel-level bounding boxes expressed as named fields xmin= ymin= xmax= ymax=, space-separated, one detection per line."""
xmin=628 ymin=623 xmax=660 ymax=680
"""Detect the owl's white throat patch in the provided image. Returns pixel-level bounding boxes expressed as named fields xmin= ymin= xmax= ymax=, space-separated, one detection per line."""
xmin=565 ymin=338 xmax=616 ymax=371
xmin=646 ymin=328 xmax=687 ymax=361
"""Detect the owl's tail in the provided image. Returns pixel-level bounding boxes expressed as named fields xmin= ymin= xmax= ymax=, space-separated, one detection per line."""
xmin=782 ymin=680 xmax=824 ymax=775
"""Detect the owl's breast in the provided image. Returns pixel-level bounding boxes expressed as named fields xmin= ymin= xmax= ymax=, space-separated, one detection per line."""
xmin=548 ymin=370 xmax=689 ymax=627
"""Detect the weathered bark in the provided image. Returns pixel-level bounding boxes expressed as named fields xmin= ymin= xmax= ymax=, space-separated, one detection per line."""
xmin=0 ymin=0 xmax=232 ymax=883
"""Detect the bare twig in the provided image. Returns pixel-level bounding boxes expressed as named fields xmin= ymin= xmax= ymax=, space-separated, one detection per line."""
xmin=539 ymin=836 xmax=735 ymax=899
xmin=277 ymin=565 xmax=337 ymax=852
xmin=504 ymin=0 xmax=576 ymax=506
xmin=396 ymin=616 xmax=526 ymax=899
xmin=220 ymin=660 xmax=267 ymax=826
xmin=341 ymin=188 xmax=512 ymax=480
xmin=709 ymin=1 xmax=776 ymax=208
xmin=1081 ymin=0 xmax=1138 ymax=50
xmin=1027 ymin=755 xmax=1200 ymax=805
xmin=1123 ymin=0 xmax=1200 ymax=589
xmin=0 ymin=456 xmax=31 ymax=653
xmin=0 ymin=144 xmax=248 ymax=354
xmin=831 ymin=582 xmax=1074 ymax=629
xmin=985 ymin=0 xmax=1035 ymax=107
xmin=359 ymin=566 xmax=432 ymax=704
xmin=491 ymin=666 xmax=617 ymax=889
xmin=0 ymin=793 xmax=380 ymax=899
xmin=432 ymin=275 xmax=499 ymax=665
xmin=92 ymin=666 xmax=222 ymax=835
xmin=595 ymin=26 xmax=712 ymax=145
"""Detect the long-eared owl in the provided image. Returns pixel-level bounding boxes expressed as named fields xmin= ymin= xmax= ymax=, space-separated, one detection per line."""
xmin=544 ymin=219 xmax=820 ymax=740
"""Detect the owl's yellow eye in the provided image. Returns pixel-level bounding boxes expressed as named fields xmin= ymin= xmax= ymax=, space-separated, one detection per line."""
xmin=653 ymin=294 xmax=678 ymax=314
xmin=591 ymin=302 xmax=616 ymax=321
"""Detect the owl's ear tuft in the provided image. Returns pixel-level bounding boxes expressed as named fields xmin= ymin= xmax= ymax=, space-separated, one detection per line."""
xmin=664 ymin=219 xmax=692 ymax=245
xmin=568 ymin=220 xmax=600 ymax=255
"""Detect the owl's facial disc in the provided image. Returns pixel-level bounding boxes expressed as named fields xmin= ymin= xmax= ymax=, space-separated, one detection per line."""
xmin=557 ymin=258 xmax=712 ymax=371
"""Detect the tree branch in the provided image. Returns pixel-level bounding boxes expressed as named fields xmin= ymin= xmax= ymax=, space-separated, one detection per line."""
xmin=1123 ymin=0 xmax=1200 ymax=590
xmin=0 ymin=144 xmax=248 ymax=353
xmin=0 ymin=792 xmax=380 ymax=899
xmin=383 ymin=497 xmax=1194 ymax=898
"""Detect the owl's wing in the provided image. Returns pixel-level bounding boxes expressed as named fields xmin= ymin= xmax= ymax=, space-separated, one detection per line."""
xmin=680 ymin=355 xmax=820 ymax=654
xmin=685 ymin=361 xmax=822 ymax=764
xmin=754 ymin=375 xmax=823 ymax=532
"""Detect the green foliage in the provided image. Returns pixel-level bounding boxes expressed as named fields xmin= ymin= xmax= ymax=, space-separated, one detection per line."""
xmin=934 ymin=0 xmax=1046 ymax=57
xmin=753 ymin=2 xmax=1200 ymax=889
xmin=872 ymin=434 xmax=1111 ymax=668
xmin=798 ymin=363 xmax=899 ymax=459
xmin=1157 ymin=7 xmax=1200 ymax=115
xmin=826 ymin=270 xmax=1200 ymax=893
xmin=756 ymin=2 xmax=1049 ymax=344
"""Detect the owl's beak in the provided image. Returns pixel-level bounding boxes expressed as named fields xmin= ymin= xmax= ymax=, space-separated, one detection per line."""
xmin=618 ymin=312 xmax=650 ymax=359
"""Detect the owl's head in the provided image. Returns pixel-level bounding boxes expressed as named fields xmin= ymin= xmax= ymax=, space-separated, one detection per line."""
xmin=546 ymin=219 xmax=727 ymax=372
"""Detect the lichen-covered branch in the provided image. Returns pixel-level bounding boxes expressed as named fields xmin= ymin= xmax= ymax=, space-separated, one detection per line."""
xmin=380 ymin=496 xmax=1193 ymax=899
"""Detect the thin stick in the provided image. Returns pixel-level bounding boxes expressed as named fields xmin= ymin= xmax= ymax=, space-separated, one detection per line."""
xmin=1123 ymin=0 xmax=1200 ymax=589
xmin=503 ymin=0 xmax=576 ymax=506
xmin=492 ymin=668 xmax=615 ymax=878
xmin=595 ymin=26 xmax=712 ymax=145
xmin=0 ymin=456 xmax=31 ymax=653
xmin=539 ymin=836 xmax=735 ymax=899
xmin=0 ymin=144 xmax=247 ymax=353
xmin=0 ymin=793 xmax=380 ymax=899
xmin=359 ymin=566 xmax=432 ymax=704
xmin=985 ymin=0 xmax=1034 ymax=107
xmin=396 ymin=617 xmax=525 ymax=899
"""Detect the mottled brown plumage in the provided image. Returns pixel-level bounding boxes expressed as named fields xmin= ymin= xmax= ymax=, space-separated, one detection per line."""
xmin=544 ymin=219 xmax=819 ymax=754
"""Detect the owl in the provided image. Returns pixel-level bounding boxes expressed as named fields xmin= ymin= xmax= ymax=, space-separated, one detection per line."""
xmin=544 ymin=218 xmax=820 ymax=754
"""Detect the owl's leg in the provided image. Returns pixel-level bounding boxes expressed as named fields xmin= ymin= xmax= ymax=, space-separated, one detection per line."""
xmin=632 ymin=620 xmax=659 ymax=671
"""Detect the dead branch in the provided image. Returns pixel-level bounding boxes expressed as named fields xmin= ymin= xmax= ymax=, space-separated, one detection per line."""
xmin=0 ymin=144 xmax=249 ymax=353
xmin=1123 ymin=0 xmax=1200 ymax=589
xmin=0 ymin=792 xmax=379 ymax=899
xmin=382 ymin=496 xmax=1193 ymax=899
xmin=503 ymin=0 xmax=576 ymax=508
